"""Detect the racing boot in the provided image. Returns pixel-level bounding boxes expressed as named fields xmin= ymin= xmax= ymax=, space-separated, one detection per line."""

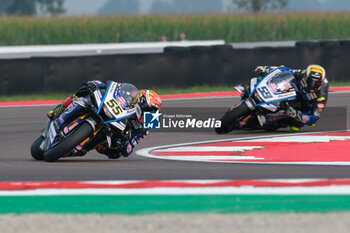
xmin=290 ymin=119 xmax=304 ymax=133
xmin=106 ymin=148 xmax=121 ymax=159
xmin=47 ymin=96 xmax=75 ymax=120
xmin=290 ymin=126 xmax=300 ymax=133
xmin=96 ymin=143 xmax=121 ymax=159
xmin=47 ymin=104 xmax=66 ymax=120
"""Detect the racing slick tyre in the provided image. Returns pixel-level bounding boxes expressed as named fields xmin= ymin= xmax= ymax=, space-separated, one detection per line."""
xmin=43 ymin=122 xmax=93 ymax=162
xmin=215 ymin=103 xmax=250 ymax=134
xmin=264 ymin=125 xmax=280 ymax=132
xmin=30 ymin=136 xmax=45 ymax=160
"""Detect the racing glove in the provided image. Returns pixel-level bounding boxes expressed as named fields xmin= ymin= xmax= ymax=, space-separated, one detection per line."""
xmin=75 ymin=81 xmax=100 ymax=97
xmin=293 ymin=70 xmax=306 ymax=81
xmin=286 ymin=106 xmax=302 ymax=121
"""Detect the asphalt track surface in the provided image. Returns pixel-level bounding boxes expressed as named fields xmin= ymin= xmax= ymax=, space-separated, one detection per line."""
xmin=0 ymin=92 xmax=349 ymax=182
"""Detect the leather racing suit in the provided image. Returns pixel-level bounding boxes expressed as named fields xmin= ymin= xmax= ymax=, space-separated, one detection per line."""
xmin=254 ymin=66 xmax=329 ymax=129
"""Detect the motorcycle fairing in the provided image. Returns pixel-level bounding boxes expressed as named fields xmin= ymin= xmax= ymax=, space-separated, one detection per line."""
xmin=97 ymin=81 xmax=136 ymax=124
xmin=93 ymin=89 xmax=104 ymax=110
xmin=249 ymin=68 xmax=297 ymax=109
xmin=250 ymin=77 xmax=257 ymax=93
xmin=48 ymin=121 xmax=58 ymax=145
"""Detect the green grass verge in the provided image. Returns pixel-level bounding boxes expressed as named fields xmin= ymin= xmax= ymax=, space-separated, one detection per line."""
xmin=0 ymin=82 xmax=348 ymax=102
xmin=328 ymin=82 xmax=350 ymax=87
xmin=1 ymin=195 xmax=350 ymax=214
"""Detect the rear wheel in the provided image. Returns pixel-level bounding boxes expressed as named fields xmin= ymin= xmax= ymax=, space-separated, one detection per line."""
xmin=43 ymin=122 xmax=93 ymax=162
xmin=30 ymin=136 xmax=45 ymax=160
xmin=215 ymin=103 xmax=250 ymax=134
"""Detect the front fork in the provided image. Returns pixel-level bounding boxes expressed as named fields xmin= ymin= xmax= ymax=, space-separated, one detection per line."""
xmin=230 ymin=98 xmax=255 ymax=111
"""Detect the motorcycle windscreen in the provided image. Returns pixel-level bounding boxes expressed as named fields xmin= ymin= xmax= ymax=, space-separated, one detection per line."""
xmin=255 ymin=69 xmax=296 ymax=104
xmin=103 ymin=82 xmax=136 ymax=122
xmin=268 ymin=72 xmax=295 ymax=93
xmin=117 ymin=83 xmax=138 ymax=108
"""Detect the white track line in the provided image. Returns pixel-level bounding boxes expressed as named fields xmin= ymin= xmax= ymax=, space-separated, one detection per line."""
xmin=136 ymin=130 xmax=350 ymax=166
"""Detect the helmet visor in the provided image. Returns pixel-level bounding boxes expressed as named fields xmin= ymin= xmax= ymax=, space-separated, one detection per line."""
xmin=307 ymin=72 xmax=323 ymax=90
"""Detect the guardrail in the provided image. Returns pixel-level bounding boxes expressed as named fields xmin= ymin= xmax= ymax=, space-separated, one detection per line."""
xmin=0 ymin=39 xmax=349 ymax=95
xmin=0 ymin=40 xmax=225 ymax=59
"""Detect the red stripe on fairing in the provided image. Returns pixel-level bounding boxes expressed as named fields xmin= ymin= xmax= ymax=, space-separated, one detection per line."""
xmin=2 ymin=179 xmax=350 ymax=191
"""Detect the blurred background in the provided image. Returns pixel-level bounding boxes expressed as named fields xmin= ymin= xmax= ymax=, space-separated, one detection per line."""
xmin=2 ymin=0 xmax=350 ymax=16
xmin=1 ymin=0 xmax=350 ymax=96
xmin=67 ymin=0 xmax=350 ymax=15
xmin=0 ymin=0 xmax=350 ymax=45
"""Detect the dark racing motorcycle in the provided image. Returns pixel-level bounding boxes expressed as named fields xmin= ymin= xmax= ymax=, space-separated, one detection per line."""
xmin=215 ymin=67 xmax=299 ymax=134
xmin=31 ymin=81 xmax=141 ymax=162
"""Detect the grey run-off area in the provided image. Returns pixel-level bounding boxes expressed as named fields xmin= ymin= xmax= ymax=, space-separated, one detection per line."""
xmin=1 ymin=213 xmax=349 ymax=233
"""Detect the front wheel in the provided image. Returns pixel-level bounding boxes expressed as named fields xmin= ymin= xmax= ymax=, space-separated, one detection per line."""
xmin=31 ymin=136 xmax=45 ymax=160
xmin=215 ymin=102 xmax=251 ymax=134
xmin=43 ymin=122 xmax=93 ymax=162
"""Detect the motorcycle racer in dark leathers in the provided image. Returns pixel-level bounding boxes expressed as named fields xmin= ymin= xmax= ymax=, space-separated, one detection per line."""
xmin=254 ymin=64 xmax=329 ymax=132
xmin=47 ymin=80 xmax=162 ymax=159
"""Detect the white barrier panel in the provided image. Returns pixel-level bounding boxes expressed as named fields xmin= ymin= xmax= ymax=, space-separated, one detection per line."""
xmin=0 ymin=40 xmax=225 ymax=59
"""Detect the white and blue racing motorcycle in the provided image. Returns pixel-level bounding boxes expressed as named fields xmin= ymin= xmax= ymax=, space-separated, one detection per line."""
xmin=31 ymin=81 xmax=141 ymax=162
xmin=215 ymin=67 xmax=298 ymax=134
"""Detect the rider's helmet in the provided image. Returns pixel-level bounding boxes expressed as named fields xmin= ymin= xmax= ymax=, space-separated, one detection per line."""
xmin=305 ymin=65 xmax=326 ymax=90
xmin=134 ymin=89 xmax=162 ymax=122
